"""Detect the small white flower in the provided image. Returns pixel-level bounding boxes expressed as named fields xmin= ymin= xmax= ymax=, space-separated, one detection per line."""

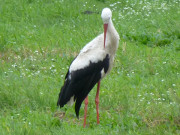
xmin=163 ymin=61 xmax=166 ymax=64
xmin=110 ymin=4 xmax=115 ymax=7
xmin=172 ymin=84 xmax=176 ymax=87
xmin=37 ymin=71 xmax=40 ymax=74
xmin=34 ymin=50 xmax=38 ymax=53
xmin=155 ymin=73 xmax=159 ymax=75
xmin=12 ymin=63 xmax=17 ymax=68
xmin=53 ymin=69 xmax=57 ymax=72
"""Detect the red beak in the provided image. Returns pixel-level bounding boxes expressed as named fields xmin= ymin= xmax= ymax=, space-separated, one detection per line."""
xmin=104 ymin=24 xmax=108 ymax=48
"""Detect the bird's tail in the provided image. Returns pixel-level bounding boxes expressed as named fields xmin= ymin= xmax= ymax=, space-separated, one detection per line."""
xmin=57 ymin=80 xmax=82 ymax=118
xmin=75 ymin=97 xmax=85 ymax=118
xmin=57 ymin=80 xmax=71 ymax=108
xmin=57 ymin=87 xmax=64 ymax=107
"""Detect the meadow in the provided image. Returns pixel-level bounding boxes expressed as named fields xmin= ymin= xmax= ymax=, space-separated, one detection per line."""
xmin=0 ymin=0 xmax=180 ymax=134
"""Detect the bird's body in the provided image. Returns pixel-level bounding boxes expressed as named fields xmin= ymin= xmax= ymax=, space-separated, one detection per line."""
xmin=57 ymin=8 xmax=119 ymax=126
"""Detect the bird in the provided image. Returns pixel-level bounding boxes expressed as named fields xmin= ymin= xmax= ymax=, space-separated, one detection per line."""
xmin=57 ymin=7 xmax=119 ymax=127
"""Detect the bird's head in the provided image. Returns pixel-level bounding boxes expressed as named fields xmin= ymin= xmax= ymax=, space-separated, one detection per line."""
xmin=101 ymin=8 xmax=112 ymax=24
xmin=101 ymin=8 xmax=112 ymax=48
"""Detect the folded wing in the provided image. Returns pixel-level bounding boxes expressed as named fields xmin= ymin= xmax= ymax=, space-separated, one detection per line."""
xmin=57 ymin=54 xmax=109 ymax=117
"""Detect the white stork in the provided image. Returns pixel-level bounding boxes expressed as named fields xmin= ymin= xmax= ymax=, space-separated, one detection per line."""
xmin=57 ymin=8 xmax=119 ymax=127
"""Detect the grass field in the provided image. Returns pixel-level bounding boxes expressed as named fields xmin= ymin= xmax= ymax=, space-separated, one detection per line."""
xmin=0 ymin=0 xmax=180 ymax=134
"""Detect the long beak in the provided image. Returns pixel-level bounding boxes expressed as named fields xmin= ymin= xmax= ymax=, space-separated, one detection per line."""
xmin=104 ymin=24 xmax=108 ymax=48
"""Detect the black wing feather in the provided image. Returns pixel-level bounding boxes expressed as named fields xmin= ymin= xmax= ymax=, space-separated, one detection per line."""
xmin=57 ymin=54 xmax=109 ymax=118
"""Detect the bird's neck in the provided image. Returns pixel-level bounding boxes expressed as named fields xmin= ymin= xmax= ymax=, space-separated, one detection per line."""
xmin=107 ymin=19 xmax=119 ymax=40
xmin=106 ymin=19 xmax=119 ymax=50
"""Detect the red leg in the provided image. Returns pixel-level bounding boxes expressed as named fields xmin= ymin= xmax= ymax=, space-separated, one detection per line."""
xmin=95 ymin=81 xmax=100 ymax=124
xmin=83 ymin=96 xmax=88 ymax=128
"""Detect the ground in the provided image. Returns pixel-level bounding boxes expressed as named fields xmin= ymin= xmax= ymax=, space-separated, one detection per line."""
xmin=0 ymin=0 xmax=180 ymax=134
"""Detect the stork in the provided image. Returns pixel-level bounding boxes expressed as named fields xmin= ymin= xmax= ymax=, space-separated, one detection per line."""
xmin=57 ymin=8 xmax=119 ymax=127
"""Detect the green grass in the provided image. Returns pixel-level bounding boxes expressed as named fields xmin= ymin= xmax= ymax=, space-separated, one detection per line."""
xmin=0 ymin=0 xmax=180 ymax=134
